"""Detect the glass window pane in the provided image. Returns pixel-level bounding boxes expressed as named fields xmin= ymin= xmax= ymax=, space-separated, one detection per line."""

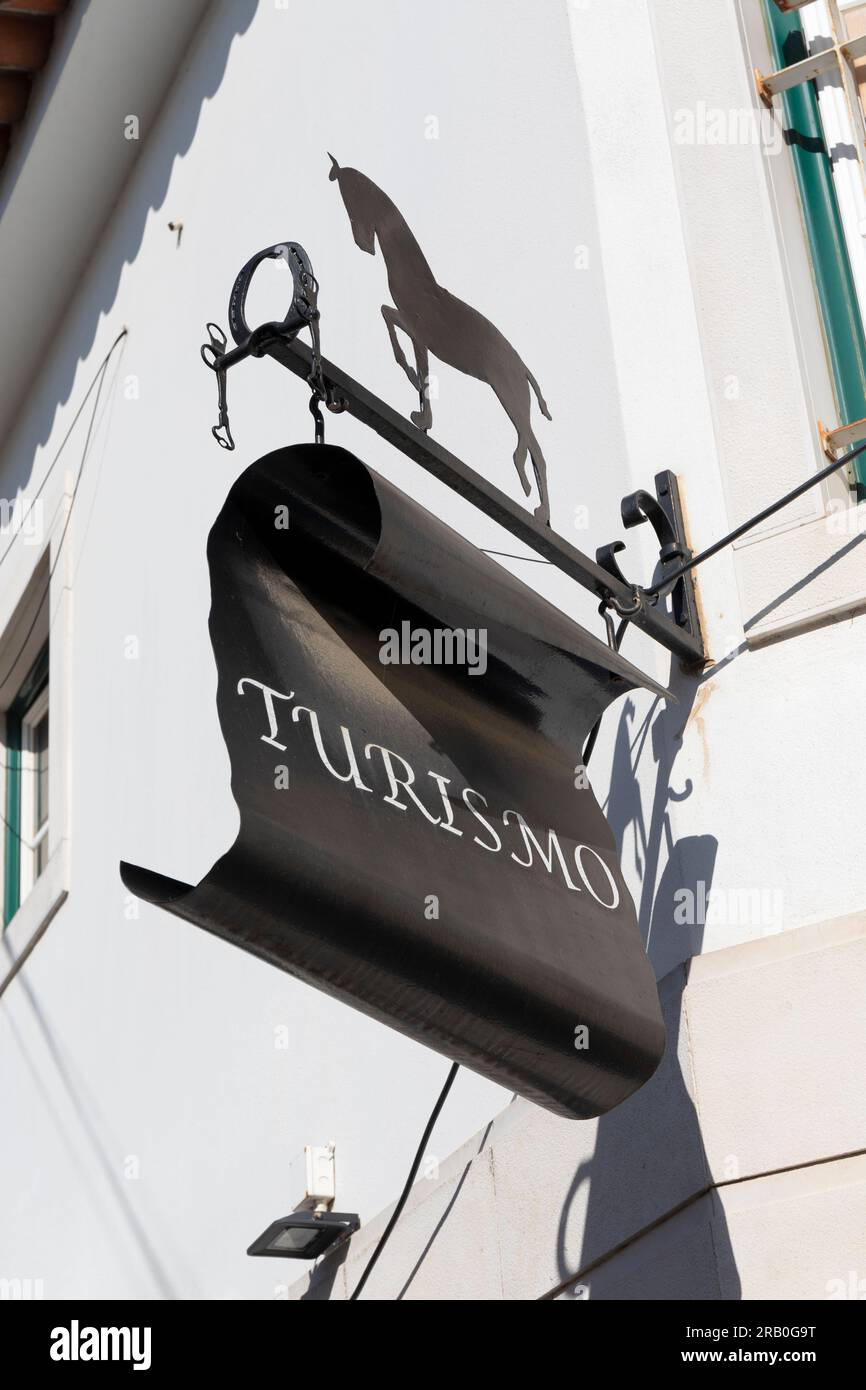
xmin=33 ymin=711 xmax=48 ymax=875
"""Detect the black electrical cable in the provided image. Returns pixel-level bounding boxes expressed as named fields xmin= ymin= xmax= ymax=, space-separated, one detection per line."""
xmin=349 ymin=1061 xmax=459 ymax=1301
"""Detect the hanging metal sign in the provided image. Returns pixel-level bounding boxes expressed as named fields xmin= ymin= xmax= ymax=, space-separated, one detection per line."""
xmin=122 ymin=443 xmax=667 ymax=1119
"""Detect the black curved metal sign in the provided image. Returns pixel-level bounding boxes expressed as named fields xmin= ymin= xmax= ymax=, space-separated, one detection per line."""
xmin=121 ymin=444 xmax=666 ymax=1119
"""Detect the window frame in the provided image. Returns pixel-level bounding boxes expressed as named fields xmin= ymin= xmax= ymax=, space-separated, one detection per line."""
xmin=20 ymin=680 xmax=49 ymax=897
xmin=0 ymin=485 xmax=70 ymax=962
xmin=763 ymin=0 xmax=866 ymax=493
xmin=3 ymin=644 xmax=48 ymax=926
xmin=645 ymin=0 xmax=866 ymax=644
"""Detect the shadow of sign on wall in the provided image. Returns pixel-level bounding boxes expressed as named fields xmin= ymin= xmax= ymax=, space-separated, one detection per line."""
xmin=329 ymin=156 xmax=553 ymax=525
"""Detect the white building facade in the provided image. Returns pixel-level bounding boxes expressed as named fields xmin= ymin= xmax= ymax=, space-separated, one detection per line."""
xmin=1 ymin=0 xmax=865 ymax=1301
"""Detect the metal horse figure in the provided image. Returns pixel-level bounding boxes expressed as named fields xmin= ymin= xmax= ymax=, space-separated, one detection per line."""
xmin=329 ymin=155 xmax=552 ymax=525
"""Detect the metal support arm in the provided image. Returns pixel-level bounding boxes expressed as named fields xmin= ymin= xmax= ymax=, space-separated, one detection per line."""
xmin=200 ymin=241 xmax=710 ymax=665
xmin=262 ymin=335 xmax=706 ymax=665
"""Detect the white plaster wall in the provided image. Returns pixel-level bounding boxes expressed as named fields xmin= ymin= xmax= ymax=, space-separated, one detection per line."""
xmin=292 ymin=914 xmax=866 ymax=1300
xmin=0 ymin=0 xmax=863 ymax=1300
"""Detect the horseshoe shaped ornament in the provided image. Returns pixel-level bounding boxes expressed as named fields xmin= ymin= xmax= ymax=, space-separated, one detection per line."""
xmin=228 ymin=241 xmax=319 ymax=350
xmin=200 ymin=241 xmax=327 ymax=450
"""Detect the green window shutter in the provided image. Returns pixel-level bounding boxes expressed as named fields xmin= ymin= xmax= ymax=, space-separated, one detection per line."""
xmin=764 ymin=0 xmax=866 ymax=494
xmin=3 ymin=643 xmax=49 ymax=929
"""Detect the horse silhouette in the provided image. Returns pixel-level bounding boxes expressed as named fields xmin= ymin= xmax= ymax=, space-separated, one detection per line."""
xmin=329 ymin=155 xmax=552 ymax=525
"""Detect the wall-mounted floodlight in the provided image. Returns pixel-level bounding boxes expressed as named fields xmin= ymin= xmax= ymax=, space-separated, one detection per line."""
xmin=247 ymin=1210 xmax=359 ymax=1260
xmin=247 ymin=1142 xmax=358 ymax=1259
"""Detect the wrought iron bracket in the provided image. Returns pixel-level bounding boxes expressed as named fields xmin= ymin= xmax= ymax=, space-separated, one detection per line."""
xmin=200 ymin=241 xmax=341 ymax=450
xmin=200 ymin=245 xmax=707 ymax=667
xmin=596 ymin=471 xmax=703 ymax=659
xmin=199 ymin=235 xmax=866 ymax=670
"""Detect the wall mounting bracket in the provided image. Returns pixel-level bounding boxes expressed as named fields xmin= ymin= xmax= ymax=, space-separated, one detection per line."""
xmin=596 ymin=471 xmax=702 ymax=657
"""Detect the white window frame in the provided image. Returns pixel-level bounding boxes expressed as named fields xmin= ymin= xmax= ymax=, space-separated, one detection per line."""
xmin=658 ymin=0 xmax=866 ymax=646
xmin=19 ymin=683 xmax=50 ymax=902
xmin=0 ymin=477 xmax=71 ymax=970
xmin=804 ymin=1 xmax=866 ymax=404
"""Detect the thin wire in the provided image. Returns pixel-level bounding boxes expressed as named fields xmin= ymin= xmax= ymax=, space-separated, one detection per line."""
xmin=481 ymin=548 xmax=551 ymax=564
xmin=0 ymin=329 xmax=128 ymax=576
xmin=0 ymin=800 xmax=44 ymax=847
xmin=349 ymin=1061 xmax=460 ymax=1301
xmin=0 ymin=332 xmax=125 ymax=693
